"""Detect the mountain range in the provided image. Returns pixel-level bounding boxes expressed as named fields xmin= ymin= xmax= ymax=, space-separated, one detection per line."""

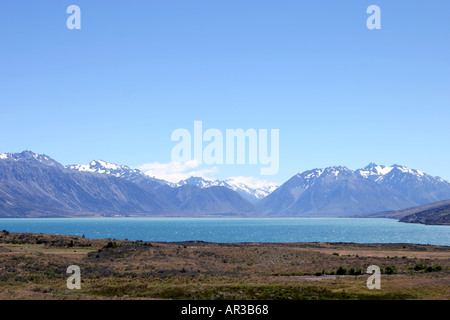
xmin=0 ymin=151 xmax=257 ymax=217
xmin=258 ymin=164 xmax=450 ymax=216
xmin=176 ymin=176 xmax=278 ymax=203
xmin=68 ymin=160 xmax=277 ymax=203
xmin=1 ymin=151 xmax=450 ymax=218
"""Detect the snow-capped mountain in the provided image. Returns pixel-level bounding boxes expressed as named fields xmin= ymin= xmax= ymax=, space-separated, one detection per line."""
xmin=0 ymin=152 xmax=260 ymax=217
xmin=67 ymin=161 xmax=277 ymax=202
xmin=177 ymin=176 xmax=278 ymax=203
xmin=68 ymin=160 xmax=140 ymax=178
xmin=0 ymin=152 xmax=179 ymax=217
xmin=3 ymin=152 xmax=450 ymax=218
xmin=356 ymin=163 xmax=450 ymax=204
xmin=222 ymin=177 xmax=278 ymax=202
xmin=258 ymin=164 xmax=450 ymax=217
xmin=67 ymin=160 xmax=277 ymax=203
xmin=67 ymin=160 xmax=170 ymax=189
xmin=0 ymin=151 xmax=63 ymax=169
xmin=356 ymin=163 xmax=427 ymax=181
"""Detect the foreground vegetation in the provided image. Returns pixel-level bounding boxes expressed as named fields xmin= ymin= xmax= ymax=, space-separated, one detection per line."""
xmin=0 ymin=231 xmax=448 ymax=300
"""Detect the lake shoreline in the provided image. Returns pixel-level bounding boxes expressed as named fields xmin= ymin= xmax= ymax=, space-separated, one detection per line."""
xmin=2 ymin=215 xmax=448 ymax=226
xmin=0 ymin=217 xmax=448 ymax=246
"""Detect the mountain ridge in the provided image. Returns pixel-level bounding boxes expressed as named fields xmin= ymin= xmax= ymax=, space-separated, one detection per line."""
xmin=67 ymin=160 xmax=277 ymax=203
xmin=0 ymin=151 xmax=259 ymax=217
xmin=2 ymin=151 xmax=450 ymax=219
xmin=258 ymin=164 xmax=450 ymax=217
xmin=177 ymin=176 xmax=278 ymax=203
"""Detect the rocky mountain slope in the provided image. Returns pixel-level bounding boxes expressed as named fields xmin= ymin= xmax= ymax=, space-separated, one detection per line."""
xmin=0 ymin=151 xmax=258 ymax=217
xmin=258 ymin=164 xmax=450 ymax=216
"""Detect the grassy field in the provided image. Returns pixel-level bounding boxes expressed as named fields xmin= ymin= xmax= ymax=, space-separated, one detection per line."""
xmin=0 ymin=231 xmax=448 ymax=300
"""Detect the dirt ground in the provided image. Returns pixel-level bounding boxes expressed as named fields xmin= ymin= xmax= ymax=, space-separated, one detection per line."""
xmin=0 ymin=231 xmax=448 ymax=300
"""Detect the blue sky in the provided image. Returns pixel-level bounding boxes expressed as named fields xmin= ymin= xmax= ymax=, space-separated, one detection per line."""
xmin=1 ymin=0 xmax=449 ymax=184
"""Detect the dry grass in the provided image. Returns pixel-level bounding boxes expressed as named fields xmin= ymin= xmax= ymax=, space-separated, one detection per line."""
xmin=0 ymin=231 xmax=448 ymax=300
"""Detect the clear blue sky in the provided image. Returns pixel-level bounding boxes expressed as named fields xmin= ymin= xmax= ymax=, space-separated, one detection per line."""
xmin=1 ymin=0 xmax=449 ymax=184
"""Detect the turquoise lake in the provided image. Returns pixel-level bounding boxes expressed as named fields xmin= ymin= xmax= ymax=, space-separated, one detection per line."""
xmin=0 ymin=218 xmax=449 ymax=246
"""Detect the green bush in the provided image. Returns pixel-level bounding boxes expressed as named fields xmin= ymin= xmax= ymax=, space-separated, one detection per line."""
xmin=105 ymin=241 xmax=117 ymax=249
xmin=336 ymin=266 xmax=347 ymax=275
xmin=414 ymin=263 xmax=426 ymax=271
xmin=383 ymin=265 xmax=397 ymax=275
xmin=348 ymin=268 xmax=362 ymax=276
xmin=413 ymin=263 xmax=442 ymax=272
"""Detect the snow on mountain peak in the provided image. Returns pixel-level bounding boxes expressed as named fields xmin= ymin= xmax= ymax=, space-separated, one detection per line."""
xmin=95 ymin=160 xmax=122 ymax=171
xmin=178 ymin=175 xmax=278 ymax=202
xmin=296 ymin=164 xmax=433 ymax=183
xmin=390 ymin=164 xmax=425 ymax=176
xmin=0 ymin=151 xmax=61 ymax=168
xmin=224 ymin=176 xmax=279 ymax=197
xmin=297 ymin=168 xmax=324 ymax=179
xmin=67 ymin=160 xmax=141 ymax=178
xmin=297 ymin=166 xmax=354 ymax=180
xmin=355 ymin=163 xmax=433 ymax=182
xmin=179 ymin=176 xmax=215 ymax=188
xmin=358 ymin=164 xmax=394 ymax=178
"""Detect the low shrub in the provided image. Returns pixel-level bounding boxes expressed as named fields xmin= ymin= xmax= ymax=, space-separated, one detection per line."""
xmin=414 ymin=264 xmax=442 ymax=272
xmin=336 ymin=266 xmax=347 ymax=275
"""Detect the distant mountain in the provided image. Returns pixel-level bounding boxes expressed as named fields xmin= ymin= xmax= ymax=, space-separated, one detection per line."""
xmin=158 ymin=184 xmax=259 ymax=216
xmin=0 ymin=151 xmax=177 ymax=217
xmin=67 ymin=160 xmax=170 ymax=190
xmin=0 ymin=152 xmax=259 ymax=217
xmin=67 ymin=161 xmax=276 ymax=203
xmin=178 ymin=176 xmax=278 ymax=203
xmin=258 ymin=164 xmax=450 ymax=217
xmin=356 ymin=163 xmax=450 ymax=205
xmin=67 ymin=159 xmax=263 ymax=216
xmin=3 ymin=152 xmax=450 ymax=219
xmin=0 ymin=151 xmax=64 ymax=169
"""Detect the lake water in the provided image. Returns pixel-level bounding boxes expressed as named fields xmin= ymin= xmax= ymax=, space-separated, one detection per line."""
xmin=0 ymin=218 xmax=449 ymax=246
